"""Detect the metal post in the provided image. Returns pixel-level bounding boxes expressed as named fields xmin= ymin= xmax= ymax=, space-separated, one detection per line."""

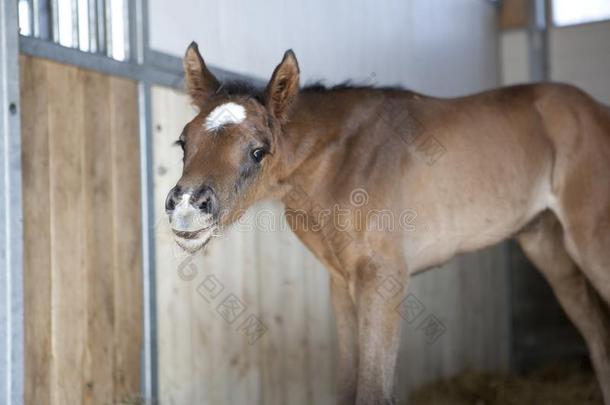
xmin=0 ymin=0 xmax=25 ymax=404
xmin=33 ymin=0 xmax=50 ymax=39
xmin=128 ymin=0 xmax=136 ymax=63
xmin=104 ymin=0 xmax=111 ymax=58
xmin=95 ymin=0 xmax=105 ymax=53
xmin=132 ymin=0 xmax=158 ymax=401
xmin=528 ymin=0 xmax=549 ymax=82
xmin=138 ymin=81 xmax=157 ymax=404
xmin=50 ymin=0 xmax=58 ymax=42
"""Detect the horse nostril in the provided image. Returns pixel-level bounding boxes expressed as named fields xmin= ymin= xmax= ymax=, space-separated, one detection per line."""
xmin=165 ymin=186 xmax=181 ymax=212
xmin=193 ymin=185 xmax=217 ymax=215
xmin=166 ymin=197 xmax=176 ymax=212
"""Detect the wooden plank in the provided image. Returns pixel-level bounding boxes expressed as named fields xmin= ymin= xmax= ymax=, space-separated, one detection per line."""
xmin=81 ymin=69 xmax=115 ymax=405
xmin=20 ymin=55 xmax=52 ymax=405
xmin=234 ymin=213 xmax=263 ymax=405
xmin=152 ymin=85 xmax=199 ymax=405
xmin=254 ymin=216 xmax=285 ymax=405
xmin=152 ymin=86 xmax=266 ymax=405
xmin=277 ymin=213 xmax=310 ymax=405
xmin=151 ymin=86 xmax=264 ymax=405
xmin=256 ymin=202 xmax=311 ymax=405
xmin=303 ymin=250 xmax=336 ymax=405
xmin=46 ymin=60 xmax=87 ymax=405
xmin=151 ymin=86 xmax=335 ymax=405
xmin=211 ymin=221 xmax=260 ymax=405
xmin=21 ymin=57 xmax=144 ymax=404
xmin=109 ymin=76 xmax=143 ymax=402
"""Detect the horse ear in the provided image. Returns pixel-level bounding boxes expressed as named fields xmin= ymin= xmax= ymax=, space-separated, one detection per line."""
xmin=265 ymin=50 xmax=300 ymax=123
xmin=183 ymin=41 xmax=220 ymax=108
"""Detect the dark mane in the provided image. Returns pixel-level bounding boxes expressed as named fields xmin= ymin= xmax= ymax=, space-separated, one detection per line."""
xmin=216 ymin=80 xmax=265 ymax=103
xmin=215 ymin=79 xmax=411 ymax=103
xmin=302 ymin=81 xmax=406 ymax=93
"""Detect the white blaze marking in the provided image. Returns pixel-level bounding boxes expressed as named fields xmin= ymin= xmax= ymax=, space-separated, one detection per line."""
xmin=204 ymin=102 xmax=247 ymax=131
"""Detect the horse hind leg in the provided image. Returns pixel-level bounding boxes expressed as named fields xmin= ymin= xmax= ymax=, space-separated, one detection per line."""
xmin=555 ymin=187 xmax=610 ymax=305
xmin=550 ymin=103 xmax=610 ymax=304
xmin=516 ymin=210 xmax=610 ymax=403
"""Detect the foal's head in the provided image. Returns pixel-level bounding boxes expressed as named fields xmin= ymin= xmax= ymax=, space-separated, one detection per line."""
xmin=165 ymin=42 xmax=300 ymax=253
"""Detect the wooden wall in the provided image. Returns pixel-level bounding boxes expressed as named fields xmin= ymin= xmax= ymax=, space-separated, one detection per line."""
xmin=152 ymin=85 xmax=511 ymax=405
xmin=20 ymin=55 xmax=143 ymax=405
xmin=152 ymin=85 xmax=337 ymax=405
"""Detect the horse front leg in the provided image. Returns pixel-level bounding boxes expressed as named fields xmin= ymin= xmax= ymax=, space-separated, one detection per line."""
xmin=354 ymin=255 xmax=406 ymax=405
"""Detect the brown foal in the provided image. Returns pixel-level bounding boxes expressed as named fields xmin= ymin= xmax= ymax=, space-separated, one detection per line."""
xmin=165 ymin=42 xmax=610 ymax=404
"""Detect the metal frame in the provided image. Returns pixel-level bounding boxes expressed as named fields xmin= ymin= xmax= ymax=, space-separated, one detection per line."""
xmin=4 ymin=0 xmax=264 ymax=403
xmin=528 ymin=0 xmax=549 ymax=81
xmin=0 ymin=0 xmax=25 ymax=404
xmin=131 ymin=0 xmax=157 ymax=400
xmin=19 ymin=36 xmax=264 ymax=90
xmin=32 ymin=0 xmax=50 ymax=39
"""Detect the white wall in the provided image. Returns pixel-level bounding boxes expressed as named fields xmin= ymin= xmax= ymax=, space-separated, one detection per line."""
xmin=500 ymin=21 xmax=610 ymax=104
xmin=550 ymin=21 xmax=610 ymax=104
xmin=500 ymin=29 xmax=529 ymax=85
xmin=150 ymin=0 xmax=499 ymax=96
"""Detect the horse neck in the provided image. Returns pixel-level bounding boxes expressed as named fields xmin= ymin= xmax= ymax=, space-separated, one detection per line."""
xmin=276 ymin=90 xmax=363 ymax=183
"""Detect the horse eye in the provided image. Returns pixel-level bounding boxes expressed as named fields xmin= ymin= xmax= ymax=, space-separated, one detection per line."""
xmin=250 ymin=148 xmax=266 ymax=163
